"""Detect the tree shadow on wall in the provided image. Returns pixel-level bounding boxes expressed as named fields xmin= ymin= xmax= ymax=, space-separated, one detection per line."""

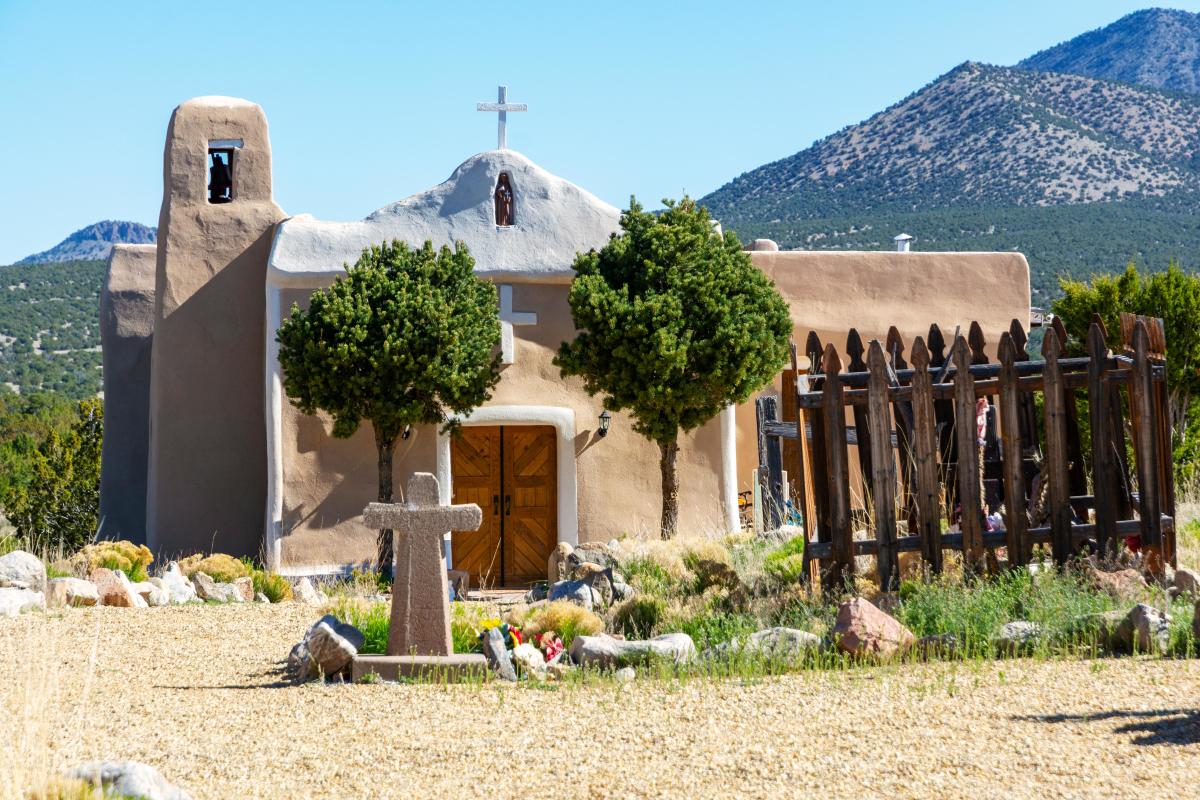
xmin=1013 ymin=707 xmax=1200 ymax=746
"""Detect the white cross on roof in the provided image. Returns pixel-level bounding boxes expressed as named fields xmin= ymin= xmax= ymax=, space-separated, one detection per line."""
xmin=476 ymin=85 xmax=527 ymax=150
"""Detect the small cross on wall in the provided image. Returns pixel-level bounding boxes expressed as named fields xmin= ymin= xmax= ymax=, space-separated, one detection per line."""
xmin=476 ymin=85 xmax=527 ymax=150
xmin=498 ymin=284 xmax=537 ymax=365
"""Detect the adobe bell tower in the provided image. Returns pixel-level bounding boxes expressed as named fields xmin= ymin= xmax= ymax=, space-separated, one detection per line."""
xmin=146 ymin=97 xmax=286 ymax=557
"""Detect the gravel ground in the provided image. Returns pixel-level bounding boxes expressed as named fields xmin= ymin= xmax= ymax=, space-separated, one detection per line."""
xmin=2 ymin=603 xmax=1198 ymax=800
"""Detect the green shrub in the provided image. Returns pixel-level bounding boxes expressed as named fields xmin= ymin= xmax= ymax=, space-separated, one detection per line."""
xmin=763 ymin=535 xmax=807 ymax=584
xmin=327 ymin=598 xmax=390 ymax=655
xmin=253 ymin=570 xmax=294 ymax=603
xmin=520 ymin=600 xmax=604 ymax=648
xmin=672 ymin=610 xmax=760 ymax=651
xmin=177 ymin=553 xmax=250 ymax=583
xmin=612 ymin=595 xmax=667 ymax=639
xmin=72 ymin=540 xmax=153 ymax=582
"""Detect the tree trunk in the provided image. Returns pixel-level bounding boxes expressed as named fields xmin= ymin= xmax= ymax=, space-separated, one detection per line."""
xmin=376 ymin=428 xmax=397 ymax=580
xmin=659 ymin=437 xmax=680 ymax=539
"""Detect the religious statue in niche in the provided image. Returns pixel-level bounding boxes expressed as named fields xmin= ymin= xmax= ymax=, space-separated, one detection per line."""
xmin=494 ymin=172 xmax=514 ymax=226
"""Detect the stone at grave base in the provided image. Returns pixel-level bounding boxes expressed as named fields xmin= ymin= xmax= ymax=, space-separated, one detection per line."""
xmin=481 ymin=627 xmax=517 ymax=681
xmin=1089 ymin=567 xmax=1148 ymax=602
xmin=704 ymin=627 xmax=822 ymax=662
xmin=351 ymin=653 xmax=489 ymax=683
xmin=1067 ymin=610 xmax=1125 ymax=651
xmin=832 ymin=597 xmax=915 ymax=659
xmin=255 ymin=592 xmax=270 ymax=603
xmin=512 ymin=642 xmax=547 ymax=679
xmin=46 ymin=577 xmax=99 ymax=608
xmin=306 ymin=621 xmax=359 ymax=678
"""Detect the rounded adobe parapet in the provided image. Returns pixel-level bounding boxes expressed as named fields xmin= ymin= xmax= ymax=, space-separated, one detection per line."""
xmin=163 ymin=97 xmax=274 ymax=206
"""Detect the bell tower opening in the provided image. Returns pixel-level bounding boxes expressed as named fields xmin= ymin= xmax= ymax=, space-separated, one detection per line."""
xmin=207 ymin=139 xmax=242 ymax=204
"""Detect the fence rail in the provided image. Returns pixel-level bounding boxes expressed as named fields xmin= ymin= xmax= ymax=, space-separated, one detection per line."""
xmin=755 ymin=314 xmax=1176 ymax=592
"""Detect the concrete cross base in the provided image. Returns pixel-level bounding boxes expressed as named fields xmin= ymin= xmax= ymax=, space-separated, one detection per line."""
xmin=351 ymin=653 xmax=489 ymax=683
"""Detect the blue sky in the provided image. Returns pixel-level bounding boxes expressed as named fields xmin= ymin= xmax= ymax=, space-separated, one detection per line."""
xmin=2 ymin=0 xmax=1199 ymax=263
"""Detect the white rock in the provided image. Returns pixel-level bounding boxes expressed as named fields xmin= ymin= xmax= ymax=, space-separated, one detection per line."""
xmin=160 ymin=562 xmax=197 ymax=604
xmin=289 ymin=614 xmax=365 ymax=682
xmin=512 ymin=642 xmax=547 ymax=678
xmin=569 ymin=632 xmax=697 ymax=669
xmin=548 ymin=579 xmax=601 ymax=611
xmin=67 ymin=760 xmax=193 ymax=800
xmin=191 ymin=572 xmax=243 ymax=603
xmin=131 ymin=580 xmax=170 ymax=607
xmin=0 ymin=550 xmax=46 ymax=591
xmin=615 ymin=666 xmax=636 ymax=683
xmin=0 ymin=586 xmax=45 ymax=617
xmin=293 ymin=576 xmax=327 ymax=604
xmin=46 ymin=577 xmax=99 ymax=608
xmin=705 ymin=627 xmax=822 ymax=661
xmin=255 ymin=592 xmax=271 ymax=603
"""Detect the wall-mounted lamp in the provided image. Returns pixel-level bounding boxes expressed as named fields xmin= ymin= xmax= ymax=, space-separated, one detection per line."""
xmin=597 ymin=410 xmax=612 ymax=438
xmin=401 ymin=425 xmax=412 ymax=440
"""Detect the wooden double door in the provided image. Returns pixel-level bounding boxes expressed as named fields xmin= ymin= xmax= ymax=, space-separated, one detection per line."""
xmin=450 ymin=425 xmax=557 ymax=588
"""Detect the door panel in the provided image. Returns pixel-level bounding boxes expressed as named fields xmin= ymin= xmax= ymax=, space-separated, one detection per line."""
xmin=502 ymin=426 xmax=557 ymax=586
xmin=450 ymin=427 xmax=502 ymax=588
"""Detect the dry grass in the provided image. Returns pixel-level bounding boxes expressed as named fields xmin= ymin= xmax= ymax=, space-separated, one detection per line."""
xmin=1 ymin=604 xmax=1198 ymax=799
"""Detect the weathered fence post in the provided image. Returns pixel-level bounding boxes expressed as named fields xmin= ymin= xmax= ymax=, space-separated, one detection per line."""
xmin=756 ymin=396 xmax=784 ymax=531
xmin=805 ymin=332 xmax=831 ymax=581
xmin=867 ymin=340 xmax=899 ymax=590
xmin=1052 ymin=317 xmax=1090 ymax=520
xmin=1130 ymin=319 xmax=1164 ymax=578
xmin=1042 ymin=327 xmax=1073 ymax=565
xmin=998 ymin=332 xmax=1029 ymax=566
xmin=887 ymin=326 xmax=916 ymax=531
xmin=929 ymin=324 xmax=958 ymax=524
xmin=822 ymin=344 xmax=853 ymax=590
xmin=952 ymin=336 xmax=985 ymax=573
xmin=910 ymin=337 xmax=943 ymax=573
xmin=1086 ymin=321 xmax=1117 ymax=558
xmin=846 ymin=329 xmax=874 ymax=501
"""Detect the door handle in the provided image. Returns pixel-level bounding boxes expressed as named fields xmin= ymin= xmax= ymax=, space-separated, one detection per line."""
xmin=504 ymin=495 xmax=512 ymax=516
xmin=492 ymin=495 xmax=500 ymax=516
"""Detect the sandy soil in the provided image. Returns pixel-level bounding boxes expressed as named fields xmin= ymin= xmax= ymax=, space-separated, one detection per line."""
xmin=2 ymin=603 xmax=1198 ymax=800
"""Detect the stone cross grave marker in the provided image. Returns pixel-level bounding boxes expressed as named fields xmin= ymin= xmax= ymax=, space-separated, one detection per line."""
xmin=363 ymin=473 xmax=482 ymax=657
xmin=476 ymin=85 xmax=527 ymax=150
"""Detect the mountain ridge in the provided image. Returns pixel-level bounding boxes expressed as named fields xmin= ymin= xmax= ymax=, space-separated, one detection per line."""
xmin=18 ymin=220 xmax=156 ymax=265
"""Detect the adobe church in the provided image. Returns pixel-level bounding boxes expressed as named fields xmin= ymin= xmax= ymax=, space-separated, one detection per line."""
xmin=99 ymin=93 xmax=1031 ymax=585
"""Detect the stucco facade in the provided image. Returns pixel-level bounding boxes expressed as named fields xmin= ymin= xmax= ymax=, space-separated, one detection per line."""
xmin=107 ymin=96 xmax=1032 ymax=578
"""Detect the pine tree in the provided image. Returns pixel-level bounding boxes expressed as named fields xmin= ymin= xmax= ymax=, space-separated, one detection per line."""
xmin=556 ymin=198 xmax=792 ymax=537
xmin=276 ymin=240 xmax=501 ymax=574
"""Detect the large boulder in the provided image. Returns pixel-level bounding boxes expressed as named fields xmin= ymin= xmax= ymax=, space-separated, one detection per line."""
xmin=292 ymin=577 xmax=327 ymax=605
xmin=1173 ymin=567 xmax=1200 ymax=596
xmin=1116 ymin=603 xmax=1171 ymax=655
xmin=1090 ymin=567 xmax=1148 ymax=602
xmin=67 ymin=761 xmax=192 ymax=800
xmin=0 ymin=550 xmax=46 ymax=591
xmin=548 ymin=579 xmax=602 ymax=612
xmin=159 ymin=562 xmax=197 ymax=604
xmin=0 ymin=586 xmax=44 ymax=617
xmin=993 ymin=621 xmax=1043 ymax=655
xmin=481 ymin=627 xmax=517 ymax=681
xmin=288 ymin=615 xmax=365 ymax=683
xmin=569 ymin=632 xmax=697 ymax=668
xmin=832 ymin=598 xmax=915 ymax=659
xmin=90 ymin=568 xmax=147 ymax=608
xmin=191 ymin=571 xmax=243 ymax=603
xmin=45 ymin=577 xmax=99 ymax=608
xmin=705 ymin=627 xmax=821 ymax=662
xmin=130 ymin=580 xmax=170 ymax=607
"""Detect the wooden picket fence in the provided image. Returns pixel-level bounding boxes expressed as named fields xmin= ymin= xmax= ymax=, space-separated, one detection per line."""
xmin=757 ymin=314 xmax=1176 ymax=592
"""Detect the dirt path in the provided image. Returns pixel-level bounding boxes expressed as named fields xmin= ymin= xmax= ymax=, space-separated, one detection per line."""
xmin=3 ymin=604 xmax=1198 ymax=799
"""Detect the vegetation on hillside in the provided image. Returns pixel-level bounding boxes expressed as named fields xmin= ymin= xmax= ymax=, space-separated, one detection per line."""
xmin=0 ymin=259 xmax=104 ymax=399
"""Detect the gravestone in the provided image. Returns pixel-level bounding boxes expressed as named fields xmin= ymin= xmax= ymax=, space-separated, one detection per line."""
xmin=351 ymin=473 xmax=490 ymax=681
